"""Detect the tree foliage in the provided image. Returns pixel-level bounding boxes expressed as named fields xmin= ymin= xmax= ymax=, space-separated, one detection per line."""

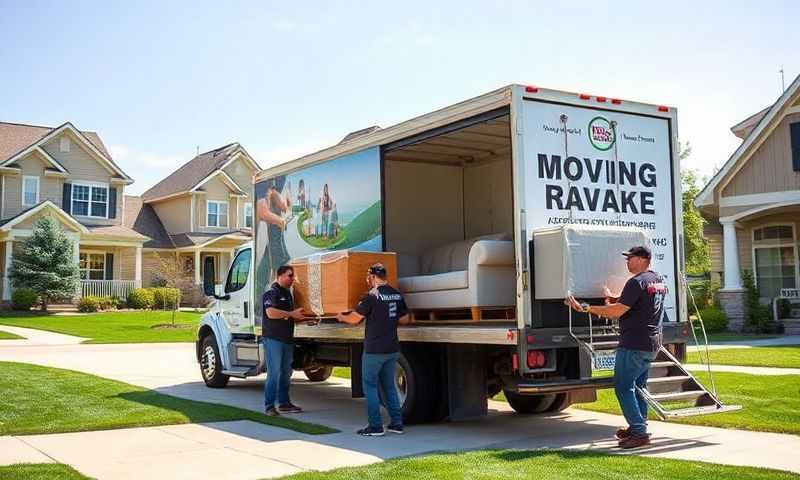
xmin=9 ymin=216 xmax=79 ymax=310
xmin=680 ymin=143 xmax=711 ymax=275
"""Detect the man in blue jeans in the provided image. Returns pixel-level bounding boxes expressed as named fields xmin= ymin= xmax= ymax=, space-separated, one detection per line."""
xmin=337 ymin=263 xmax=411 ymax=436
xmin=262 ymin=265 xmax=306 ymax=416
xmin=569 ymin=245 xmax=666 ymax=449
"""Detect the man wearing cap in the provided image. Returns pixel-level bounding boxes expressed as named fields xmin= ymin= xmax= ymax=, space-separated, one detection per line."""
xmin=567 ymin=245 xmax=666 ymax=449
xmin=336 ymin=263 xmax=412 ymax=436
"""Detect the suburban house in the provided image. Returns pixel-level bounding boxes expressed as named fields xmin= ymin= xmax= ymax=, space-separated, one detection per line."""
xmin=695 ymin=74 xmax=800 ymax=332
xmin=133 ymin=143 xmax=259 ymax=294
xmin=0 ymin=121 xmax=146 ymax=302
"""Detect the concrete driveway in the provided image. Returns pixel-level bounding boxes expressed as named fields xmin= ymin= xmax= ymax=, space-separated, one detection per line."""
xmin=2 ymin=336 xmax=800 ymax=478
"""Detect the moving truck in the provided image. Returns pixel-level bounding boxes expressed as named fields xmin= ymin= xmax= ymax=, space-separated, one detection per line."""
xmin=196 ymin=84 xmax=708 ymax=423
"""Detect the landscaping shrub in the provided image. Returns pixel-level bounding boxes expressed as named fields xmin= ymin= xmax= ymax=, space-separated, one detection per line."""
xmin=696 ymin=306 xmax=728 ymax=333
xmin=11 ymin=288 xmax=38 ymax=311
xmin=97 ymin=296 xmax=119 ymax=311
xmin=150 ymin=287 xmax=181 ymax=310
xmin=741 ymin=270 xmax=779 ymax=333
xmin=127 ymin=288 xmax=154 ymax=309
xmin=78 ymin=296 xmax=101 ymax=313
xmin=687 ymin=279 xmax=719 ymax=313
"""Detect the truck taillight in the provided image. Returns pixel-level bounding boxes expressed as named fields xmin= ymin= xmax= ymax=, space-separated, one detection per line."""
xmin=527 ymin=350 xmax=546 ymax=368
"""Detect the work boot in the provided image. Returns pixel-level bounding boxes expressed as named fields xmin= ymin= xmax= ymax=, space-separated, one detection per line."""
xmin=615 ymin=427 xmax=631 ymax=440
xmin=264 ymin=406 xmax=281 ymax=417
xmin=619 ymin=434 xmax=651 ymax=449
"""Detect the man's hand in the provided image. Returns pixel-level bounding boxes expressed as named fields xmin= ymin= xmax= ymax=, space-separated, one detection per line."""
xmin=335 ymin=312 xmax=345 ymax=323
xmin=290 ymin=308 xmax=305 ymax=320
xmin=566 ymin=295 xmax=587 ymax=313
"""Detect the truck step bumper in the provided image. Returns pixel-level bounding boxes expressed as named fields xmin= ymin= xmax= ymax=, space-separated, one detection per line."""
xmin=515 ymin=376 xmax=614 ymax=395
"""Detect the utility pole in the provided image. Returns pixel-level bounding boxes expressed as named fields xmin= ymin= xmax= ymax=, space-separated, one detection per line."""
xmin=196 ymin=145 xmax=199 ymax=156
xmin=780 ymin=65 xmax=786 ymax=93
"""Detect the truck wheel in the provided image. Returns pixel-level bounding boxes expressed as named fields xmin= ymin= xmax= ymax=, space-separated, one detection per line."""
xmin=504 ymin=391 xmax=557 ymax=414
xmin=380 ymin=349 xmax=438 ymax=424
xmin=547 ymin=393 xmax=571 ymax=412
xmin=200 ymin=334 xmax=229 ymax=388
xmin=304 ymin=366 xmax=333 ymax=382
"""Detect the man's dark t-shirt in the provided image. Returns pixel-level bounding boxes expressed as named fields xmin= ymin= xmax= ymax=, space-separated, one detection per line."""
xmin=617 ymin=271 xmax=667 ymax=352
xmin=262 ymin=282 xmax=294 ymax=343
xmin=355 ymin=285 xmax=408 ymax=354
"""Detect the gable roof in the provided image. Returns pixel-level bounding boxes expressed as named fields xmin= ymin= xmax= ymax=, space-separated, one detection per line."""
xmin=123 ymin=195 xmax=175 ymax=248
xmin=0 ymin=200 xmax=89 ymax=233
xmin=141 ymin=143 xmax=260 ymax=202
xmin=0 ymin=121 xmax=131 ymax=182
xmin=730 ymin=106 xmax=770 ymax=139
xmin=695 ymin=74 xmax=800 ymax=208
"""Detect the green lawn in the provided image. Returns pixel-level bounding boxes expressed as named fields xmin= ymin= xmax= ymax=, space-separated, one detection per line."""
xmin=575 ymin=371 xmax=800 ymax=435
xmin=0 ymin=311 xmax=203 ymax=343
xmin=276 ymin=449 xmax=800 ymax=480
xmin=688 ymin=346 xmax=800 ymax=369
xmin=0 ymin=362 xmax=335 ymax=436
xmin=0 ymin=330 xmax=23 ymax=340
xmin=0 ymin=464 xmax=89 ymax=480
xmin=702 ymin=332 xmax=781 ymax=343
xmin=332 ymin=367 xmax=350 ymax=379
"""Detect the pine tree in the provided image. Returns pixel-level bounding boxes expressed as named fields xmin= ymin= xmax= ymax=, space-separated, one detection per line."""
xmin=9 ymin=216 xmax=79 ymax=311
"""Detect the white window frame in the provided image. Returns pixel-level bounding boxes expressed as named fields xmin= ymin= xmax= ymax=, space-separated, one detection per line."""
xmin=22 ymin=175 xmax=40 ymax=206
xmin=59 ymin=136 xmax=70 ymax=153
xmin=72 ymin=181 xmax=109 ymax=219
xmin=751 ymin=223 xmax=799 ymax=298
xmin=244 ymin=202 xmax=253 ymax=229
xmin=79 ymin=250 xmax=106 ymax=280
xmin=206 ymin=200 xmax=229 ymax=228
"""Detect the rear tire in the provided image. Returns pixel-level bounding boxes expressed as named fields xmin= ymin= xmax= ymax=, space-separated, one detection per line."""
xmin=200 ymin=334 xmax=229 ymax=388
xmin=546 ymin=393 xmax=571 ymax=412
xmin=378 ymin=349 xmax=439 ymax=424
xmin=504 ymin=391 xmax=557 ymax=414
xmin=304 ymin=365 xmax=333 ymax=382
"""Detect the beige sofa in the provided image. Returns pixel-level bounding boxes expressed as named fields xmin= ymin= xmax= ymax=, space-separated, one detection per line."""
xmin=397 ymin=233 xmax=516 ymax=319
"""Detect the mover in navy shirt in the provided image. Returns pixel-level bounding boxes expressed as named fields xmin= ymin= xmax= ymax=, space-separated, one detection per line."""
xmin=567 ymin=245 xmax=666 ymax=449
xmin=337 ymin=263 xmax=411 ymax=436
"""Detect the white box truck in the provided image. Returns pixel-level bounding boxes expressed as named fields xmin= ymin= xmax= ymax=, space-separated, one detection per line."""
xmin=195 ymin=84 xmax=719 ymax=422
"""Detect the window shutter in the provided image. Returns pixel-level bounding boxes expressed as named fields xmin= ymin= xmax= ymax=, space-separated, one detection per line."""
xmin=105 ymin=253 xmax=114 ymax=280
xmin=62 ymin=183 xmax=72 ymax=214
xmin=791 ymin=122 xmax=800 ymax=172
xmin=108 ymin=187 xmax=117 ymax=219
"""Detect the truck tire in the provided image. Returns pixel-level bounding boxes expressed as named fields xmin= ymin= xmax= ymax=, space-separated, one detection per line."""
xmin=200 ymin=333 xmax=229 ymax=388
xmin=304 ymin=366 xmax=333 ymax=382
xmin=504 ymin=391 xmax=557 ymax=414
xmin=547 ymin=393 xmax=571 ymax=412
xmin=380 ymin=349 xmax=438 ymax=424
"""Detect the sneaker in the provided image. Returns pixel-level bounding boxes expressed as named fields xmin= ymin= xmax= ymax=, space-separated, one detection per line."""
xmin=357 ymin=425 xmax=385 ymax=437
xmin=264 ymin=406 xmax=281 ymax=417
xmin=618 ymin=434 xmax=651 ymax=449
xmin=615 ymin=427 xmax=631 ymax=440
xmin=278 ymin=403 xmax=303 ymax=414
xmin=386 ymin=424 xmax=404 ymax=434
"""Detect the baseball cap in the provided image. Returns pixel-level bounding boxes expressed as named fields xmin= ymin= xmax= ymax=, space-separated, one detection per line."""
xmin=622 ymin=245 xmax=652 ymax=259
xmin=368 ymin=263 xmax=388 ymax=278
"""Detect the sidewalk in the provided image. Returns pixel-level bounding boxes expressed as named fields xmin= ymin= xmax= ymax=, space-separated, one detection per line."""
xmin=0 ymin=325 xmax=85 ymax=346
xmin=684 ymin=363 xmax=800 ymax=375
xmin=687 ymin=335 xmax=800 ymax=351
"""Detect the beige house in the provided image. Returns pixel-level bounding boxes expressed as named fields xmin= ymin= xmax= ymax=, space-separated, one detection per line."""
xmin=0 ymin=121 xmax=146 ymax=301
xmin=695 ymin=74 xmax=800 ymax=332
xmin=132 ymin=143 xmax=259 ymax=290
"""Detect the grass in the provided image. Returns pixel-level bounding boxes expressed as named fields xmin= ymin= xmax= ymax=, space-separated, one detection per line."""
xmin=687 ymin=346 xmax=800 ymax=369
xmin=575 ymin=371 xmax=800 ymax=435
xmin=332 ymin=367 xmax=350 ymax=379
xmin=0 ymin=361 xmax=336 ymax=436
xmin=0 ymin=464 xmax=90 ymax=480
xmin=276 ymin=449 xmax=800 ymax=480
xmin=0 ymin=330 xmax=23 ymax=340
xmin=701 ymin=332 xmax=781 ymax=343
xmin=0 ymin=311 xmax=203 ymax=343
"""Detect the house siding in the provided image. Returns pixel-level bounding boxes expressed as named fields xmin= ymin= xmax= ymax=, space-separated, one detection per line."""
xmin=721 ymin=113 xmax=800 ymax=197
xmin=196 ymin=176 xmax=233 ymax=232
xmin=222 ymin=157 xmax=255 ymax=228
xmin=151 ymin=196 xmax=191 ymax=235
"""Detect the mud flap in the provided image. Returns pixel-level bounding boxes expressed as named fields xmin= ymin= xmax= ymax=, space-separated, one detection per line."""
xmin=446 ymin=344 xmax=487 ymax=421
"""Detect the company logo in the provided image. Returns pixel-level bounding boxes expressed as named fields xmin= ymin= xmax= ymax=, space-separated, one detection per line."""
xmin=588 ymin=116 xmax=615 ymax=151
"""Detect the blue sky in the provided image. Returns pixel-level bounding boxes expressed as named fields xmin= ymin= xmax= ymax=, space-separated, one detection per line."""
xmin=1 ymin=1 xmax=797 ymax=194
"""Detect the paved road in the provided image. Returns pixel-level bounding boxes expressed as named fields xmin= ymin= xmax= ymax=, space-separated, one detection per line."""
xmin=2 ymin=338 xmax=800 ymax=478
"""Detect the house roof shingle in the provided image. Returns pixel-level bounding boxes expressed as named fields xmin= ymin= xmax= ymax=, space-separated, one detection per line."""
xmin=141 ymin=143 xmax=254 ymax=202
xmin=0 ymin=121 xmax=112 ymax=163
xmin=169 ymin=231 xmax=251 ymax=248
xmin=123 ymin=195 xmax=175 ymax=248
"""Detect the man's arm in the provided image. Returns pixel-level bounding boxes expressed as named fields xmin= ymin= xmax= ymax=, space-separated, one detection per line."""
xmin=266 ymin=306 xmax=304 ymax=320
xmin=567 ymin=295 xmax=630 ymax=319
xmin=336 ymin=311 xmax=364 ymax=325
xmin=398 ymin=314 xmax=412 ymax=325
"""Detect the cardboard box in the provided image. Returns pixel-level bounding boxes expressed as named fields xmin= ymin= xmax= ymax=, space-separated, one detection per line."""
xmin=290 ymin=251 xmax=398 ymax=316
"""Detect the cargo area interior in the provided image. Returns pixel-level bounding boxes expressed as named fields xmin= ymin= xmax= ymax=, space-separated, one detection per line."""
xmin=382 ymin=110 xmax=517 ymax=320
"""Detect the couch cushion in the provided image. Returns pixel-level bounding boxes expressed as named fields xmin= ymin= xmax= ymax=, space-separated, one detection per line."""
xmin=419 ymin=232 xmax=513 ymax=275
xmin=398 ymin=270 xmax=469 ymax=293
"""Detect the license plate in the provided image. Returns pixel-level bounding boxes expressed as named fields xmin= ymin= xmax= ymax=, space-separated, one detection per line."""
xmin=593 ymin=350 xmax=616 ymax=371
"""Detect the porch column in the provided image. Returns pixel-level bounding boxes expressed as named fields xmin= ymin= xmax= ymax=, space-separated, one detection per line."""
xmin=721 ymin=220 xmax=742 ymax=290
xmin=72 ymin=238 xmax=80 ymax=298
xmin=135 ymin=246 xmax=142 ymax=287
xmin=2 ymin=240 xmax=12 ymax=301
xmin=194 ymin=249 xmax=201 ymax=285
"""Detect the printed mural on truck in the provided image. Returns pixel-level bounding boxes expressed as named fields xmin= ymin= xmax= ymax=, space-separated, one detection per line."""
xmin=522 ymin=100 xmax=678 ymax=317
xmin=253 ymin=146 xmax=382 ymax=325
